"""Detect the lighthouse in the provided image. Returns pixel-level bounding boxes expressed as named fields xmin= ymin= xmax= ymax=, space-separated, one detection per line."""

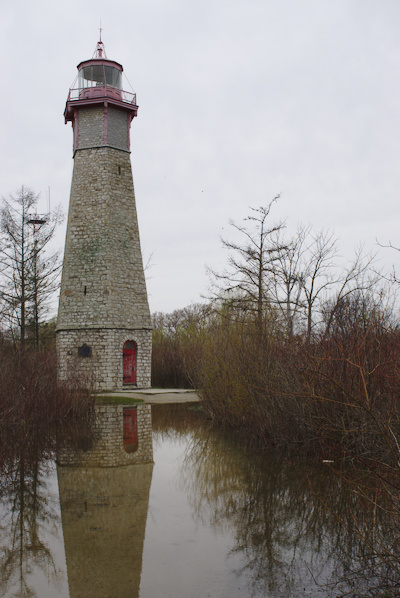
xmin=56 ymin=38 xmax=152 ymax=390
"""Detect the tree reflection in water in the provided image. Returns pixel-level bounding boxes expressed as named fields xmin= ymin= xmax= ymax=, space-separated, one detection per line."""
xmin=152 ymin=404 xmax=395 ymax=597
xmin=0 ymin=411 xmax=94 ymax=598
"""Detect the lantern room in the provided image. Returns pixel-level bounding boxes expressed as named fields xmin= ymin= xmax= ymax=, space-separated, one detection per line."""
xmin=64 ymin=39 xmax=138 ymax=123
xmin=77 ymin=59 xmax=122 ymax=91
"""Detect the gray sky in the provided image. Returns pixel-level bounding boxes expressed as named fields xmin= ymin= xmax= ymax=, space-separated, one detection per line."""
xmin=1 ymin=0 xmax=400 ymax=314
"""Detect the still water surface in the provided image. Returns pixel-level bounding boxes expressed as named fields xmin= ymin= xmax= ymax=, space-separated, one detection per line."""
xmin=0 ymin=403 xmax=359 ymax=597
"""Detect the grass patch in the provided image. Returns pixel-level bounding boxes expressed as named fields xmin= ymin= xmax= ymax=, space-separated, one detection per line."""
xmin=187 ymin=403 xmax=204 ymax=411
xmin=94 ymin=395 xmax=145 ymax=406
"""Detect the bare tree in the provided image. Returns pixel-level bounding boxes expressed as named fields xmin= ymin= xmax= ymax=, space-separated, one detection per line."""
xmin=272 ymin=224 xmax=381 ymax=343
xmin=376 ymin=239 xmax=400 ymax=288
xmin=298 ymin=229 xmax=338 ymax=343
xmin=271 ymin=224 xmax=309 ymax=340
xmin=0 ymin=187 xmax=36 ymax=345
xmin=269 ymin=226 xmax=338 ymax=341
xmin=208 ymin=196 xmax=287 ymax=337
xmin=322 ymin=247 xmax=379 ymax=337
xmin=0 ymin=187 xmax=63 ymax=347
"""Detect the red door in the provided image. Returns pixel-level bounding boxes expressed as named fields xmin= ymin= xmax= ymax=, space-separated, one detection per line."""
xmin=123 ymin=408 xmax=138 ymax=453
xmin=123 ymin=341 xmax=137 ymax=384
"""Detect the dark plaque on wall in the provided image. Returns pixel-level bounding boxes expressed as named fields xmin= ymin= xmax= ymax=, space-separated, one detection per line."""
xmin=78 ymin=343 xmax=92 ymax=358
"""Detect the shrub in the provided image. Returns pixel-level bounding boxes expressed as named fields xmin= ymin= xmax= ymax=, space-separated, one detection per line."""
xmin=0 ymin=346 xmax=93 ymax=430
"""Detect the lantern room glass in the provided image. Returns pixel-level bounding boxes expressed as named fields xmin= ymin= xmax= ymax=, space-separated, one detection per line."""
xmin=78 ymin=64 xmax=122 ymax=89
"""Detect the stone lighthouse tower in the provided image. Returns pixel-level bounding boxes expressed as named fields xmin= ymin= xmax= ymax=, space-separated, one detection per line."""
xmin=56 ymin=39 xmax=152 ymax=390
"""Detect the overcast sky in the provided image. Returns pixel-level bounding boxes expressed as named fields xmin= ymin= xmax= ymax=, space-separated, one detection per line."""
xmin=1 ymin=0 xmax=400 ymax=314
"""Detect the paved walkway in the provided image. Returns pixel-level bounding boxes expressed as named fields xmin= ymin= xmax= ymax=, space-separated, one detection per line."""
xmin=99 ymin=388 xmax=200 ymax=404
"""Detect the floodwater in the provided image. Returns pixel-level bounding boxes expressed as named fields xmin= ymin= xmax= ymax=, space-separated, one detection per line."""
xmin=0 ymin=402 xmax=375 ymax=597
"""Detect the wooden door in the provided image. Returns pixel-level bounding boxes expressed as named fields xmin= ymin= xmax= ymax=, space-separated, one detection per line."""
xmin=123 ymin=340 xmax=137 ymax=384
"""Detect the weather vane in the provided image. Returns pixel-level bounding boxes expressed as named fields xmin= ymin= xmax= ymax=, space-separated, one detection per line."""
xmin=94 ymin=21 xmax=106 ymax=58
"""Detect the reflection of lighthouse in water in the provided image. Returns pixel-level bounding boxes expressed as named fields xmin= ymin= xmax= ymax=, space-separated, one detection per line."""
xmin=57 ymin=404 xmax=153 ymax=598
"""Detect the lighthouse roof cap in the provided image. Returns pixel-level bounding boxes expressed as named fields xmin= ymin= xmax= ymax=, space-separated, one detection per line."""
xmin=77 ymin=57 xmax=123 ymax=72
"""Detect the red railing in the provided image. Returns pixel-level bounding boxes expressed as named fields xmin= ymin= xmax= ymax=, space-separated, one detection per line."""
xmin=67 ymin=85 xmax=137 ymax=106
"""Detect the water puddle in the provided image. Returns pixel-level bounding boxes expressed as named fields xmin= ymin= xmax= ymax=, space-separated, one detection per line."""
xmin=0 ymin=402 xmax=368 ymax=597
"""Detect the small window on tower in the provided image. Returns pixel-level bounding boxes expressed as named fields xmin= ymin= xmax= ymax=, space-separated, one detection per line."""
xmin=118 ymin=166 xmax=121 ymax=175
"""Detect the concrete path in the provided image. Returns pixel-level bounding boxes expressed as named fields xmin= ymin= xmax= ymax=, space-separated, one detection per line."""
xmin=98 ymin=388 xmax=200 ymax=404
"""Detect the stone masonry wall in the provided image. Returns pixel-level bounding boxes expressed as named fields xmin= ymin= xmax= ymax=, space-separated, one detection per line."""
xmin=57 ymin=147 xmax=150 ymax=330
xmin=107 ymin=107 xmax=130 ymax=150
xmin=76 ymin=105 xmax=129 ymax=151
xmin=77 ymin=106 xmax=104 ymax=149
xmin=57 ymin=101 xmax=152 ymax=390
xmin=57 ymin=328 xmax=152 ymax=389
